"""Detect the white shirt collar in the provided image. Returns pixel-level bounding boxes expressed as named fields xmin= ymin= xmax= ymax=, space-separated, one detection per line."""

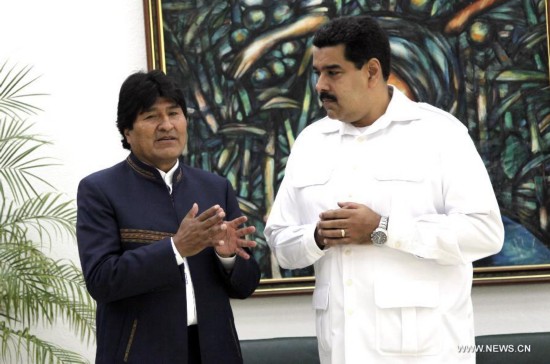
xmin=316 ymin=85 xmax=422 ymax=136
xmin=157 ymin=160 xmax=179 ymax=193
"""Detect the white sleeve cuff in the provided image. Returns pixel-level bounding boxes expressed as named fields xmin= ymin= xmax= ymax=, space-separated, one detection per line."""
xmin=171 ymin=238 xmax=185 ymax=265
xmin=216 ymin=252 xmax=236 ymax=271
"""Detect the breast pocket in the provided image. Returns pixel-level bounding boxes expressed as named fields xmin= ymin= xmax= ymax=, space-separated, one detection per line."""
xmin=290 ymin=164 xmax=337 ymax=217
xmin=372 ymin=153 xmax=437 ymax=215
xmin=373 ymin=155 xmax=425 ymax=183
xmin=291 ymin=165 xmax=332 ymax=188
xmin=374 ymin=280 xmax=441 ymax=356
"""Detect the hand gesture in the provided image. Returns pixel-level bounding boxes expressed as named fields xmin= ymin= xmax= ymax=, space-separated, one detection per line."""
xmin=172 ymin=203 xmax=227 ymax=257
xmin=215 ymin=216 xmax=257 ymax=260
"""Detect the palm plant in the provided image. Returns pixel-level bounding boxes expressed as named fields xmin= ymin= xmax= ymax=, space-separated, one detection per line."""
xmin=0 ymin=61 xmax=95 ymax=363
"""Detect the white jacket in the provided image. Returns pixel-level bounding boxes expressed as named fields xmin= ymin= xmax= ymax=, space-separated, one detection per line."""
xmin=264 ymin=87 xmax=504 ymax=363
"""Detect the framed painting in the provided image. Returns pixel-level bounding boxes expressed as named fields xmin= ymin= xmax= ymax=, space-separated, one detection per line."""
xmin=144 ymin=0 xmax=550 ymax=294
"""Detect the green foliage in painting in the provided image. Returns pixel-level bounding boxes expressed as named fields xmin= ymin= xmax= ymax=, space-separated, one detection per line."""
xmin=157 ymin=0 xmax=550 ymax=277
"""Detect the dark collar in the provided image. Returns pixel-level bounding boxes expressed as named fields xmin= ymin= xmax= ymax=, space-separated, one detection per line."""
xmin=126 ymin=153 xmax=184 ymax=184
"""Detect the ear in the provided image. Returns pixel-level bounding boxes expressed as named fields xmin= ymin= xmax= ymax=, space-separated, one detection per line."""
xmin=366 ymin=58 xmax=382 ymax=80
xmin=123 ymin=128 xmax=132 ymax=143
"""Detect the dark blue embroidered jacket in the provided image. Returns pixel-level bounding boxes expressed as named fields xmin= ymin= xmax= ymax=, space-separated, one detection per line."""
xmin=77 ymin=153 xmax=260 ymax=363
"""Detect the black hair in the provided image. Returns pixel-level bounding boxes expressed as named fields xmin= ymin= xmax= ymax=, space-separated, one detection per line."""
xmin=116 ymin=70 xmax=188 ymax=150
xmin=312 ymin=15 xmax=391 ymax=80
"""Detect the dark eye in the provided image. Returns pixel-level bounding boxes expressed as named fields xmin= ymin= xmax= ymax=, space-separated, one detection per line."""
xmin=142 ymin=113 xmax=159 ymax=122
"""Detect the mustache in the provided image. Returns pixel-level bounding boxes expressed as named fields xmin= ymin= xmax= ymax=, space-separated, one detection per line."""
xmin=319 ymin=92 xmax=337 ymax=103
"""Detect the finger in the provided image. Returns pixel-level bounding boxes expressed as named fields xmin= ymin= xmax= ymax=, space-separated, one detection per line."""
xmin=332 ymin=228 xmax=346 ymax=239
xmin=235 ymin=247 xmax=251 ymax=260
xmin=319 ymin=208 xmax=337 ymax=220
xmin=323 ymin=237 xmax=347 ymax=247
xmin=201 ymin=209 xmax=226 ymax=228
xmin=235 ymin=226 xmax=256 ymax=237
xmin=184 ymin=203 xmax=199 ymax=219
xmin=227 ymin=215 xmax=248 ymax=228
xmin=212 ymin=239 xmax=225 ymax=248
xmin=318 ymin=219 xmax=346 ymax=230
xmin=318 ymin=227 xmax=346 ymax=239
xmin=196 ymin=205 xmax=222 ymax=222
xmin=208 ymin=222 xmax=227 ymax=238
xmin=337 ymin=201 xmax=358 ymax=209
xmin=237 ymin=238 xmax=257 ymax=248
xmin=320 ymin=209 xmax=351 ymax=221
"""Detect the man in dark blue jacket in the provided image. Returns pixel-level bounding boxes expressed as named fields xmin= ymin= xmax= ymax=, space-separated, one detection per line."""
xmin=77 ymin=70 xmax=260 ymax=363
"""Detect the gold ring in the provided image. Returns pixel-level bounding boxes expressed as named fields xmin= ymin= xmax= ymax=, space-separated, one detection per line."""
xmin=341 ymin=229 xmax=346 ymax=238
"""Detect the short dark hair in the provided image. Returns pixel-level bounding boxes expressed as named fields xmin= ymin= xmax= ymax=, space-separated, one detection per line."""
xmin=312 ymin=15 xmax=391 ymax=80
xmin=116 ymin=70 xmax=188 ymax=150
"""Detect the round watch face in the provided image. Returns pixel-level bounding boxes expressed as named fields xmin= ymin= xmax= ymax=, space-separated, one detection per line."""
xmin=371 ymin=230 xmax=387 ymax=245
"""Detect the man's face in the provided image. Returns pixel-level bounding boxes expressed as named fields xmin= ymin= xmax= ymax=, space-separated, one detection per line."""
xmin=124 ymin=97 xmax=187 ymax=172
xmin=312 ymin=44 xmax=375 ymax=127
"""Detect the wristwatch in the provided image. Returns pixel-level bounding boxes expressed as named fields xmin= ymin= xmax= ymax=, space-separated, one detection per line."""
xmin=371 ymin=216 xmax=389 ymax=246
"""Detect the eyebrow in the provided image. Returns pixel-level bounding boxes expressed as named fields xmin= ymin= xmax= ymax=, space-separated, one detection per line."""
xmin=141 ymin=102 xmax=180 ymax=114
xmin=312 ymin=64 xmax=343 ymax=72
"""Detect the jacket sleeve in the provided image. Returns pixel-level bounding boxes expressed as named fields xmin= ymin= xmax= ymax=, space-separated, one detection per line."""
xmin=218 ymin=179 xmax=261 ymax=298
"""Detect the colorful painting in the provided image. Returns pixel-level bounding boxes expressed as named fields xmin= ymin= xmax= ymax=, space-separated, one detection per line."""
xmin=144 ymin=0 xmax=550 ymax=290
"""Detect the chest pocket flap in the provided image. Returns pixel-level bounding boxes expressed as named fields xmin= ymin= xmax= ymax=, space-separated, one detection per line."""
xmin=374 ymin=280 xmax=441 ymax=356
xmin=373 ymin=154 xmax=427 ymax=183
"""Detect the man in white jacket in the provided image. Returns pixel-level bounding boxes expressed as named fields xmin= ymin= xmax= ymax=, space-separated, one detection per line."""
xmin=264 ymin=15 xmax=504 ymax=363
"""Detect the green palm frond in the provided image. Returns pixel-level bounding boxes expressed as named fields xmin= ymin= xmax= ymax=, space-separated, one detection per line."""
xmin=0 ymin=193 xmax=76 ymax=246
xmin=0 ymin=116 xmax=57 ymax=202
xmin=0 ymin=241 xmax=95 ymax=363
xmin=0 ymin=61 xmax=44 ymax=119
xmin=0 ymin=240 xmax=96 ymax=344
xmin=0 ymin=60 xmax=95 ymax=363
xmin=0 ymin=322 xmax=89 ymax=364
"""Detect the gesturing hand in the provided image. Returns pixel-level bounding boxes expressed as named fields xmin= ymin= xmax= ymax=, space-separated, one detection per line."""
xmin=215 ymin=216 xmax=257 ymax=260
xmin=172 ymin=203 xmax=227 ymax=257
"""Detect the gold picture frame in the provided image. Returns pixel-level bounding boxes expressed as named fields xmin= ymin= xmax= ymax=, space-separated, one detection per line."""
xmin=144 ymin=0 xmax=550 ymax=295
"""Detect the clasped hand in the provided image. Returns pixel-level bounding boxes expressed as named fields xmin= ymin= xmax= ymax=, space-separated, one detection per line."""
xmin=173 ymin=203 xmax=256 ymax=260
xmin=316 ymin=202 xmax=380 ymax=247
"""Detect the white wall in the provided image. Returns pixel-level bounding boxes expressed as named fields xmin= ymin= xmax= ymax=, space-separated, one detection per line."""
xmin=1 ymin=0 xmax=549 ymax=362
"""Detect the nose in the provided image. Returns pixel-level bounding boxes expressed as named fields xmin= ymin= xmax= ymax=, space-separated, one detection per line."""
xmin=315 ymin=73 xmax=327 ymax=93
xmin=158 ymin=113 xmax=174 ymax=130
